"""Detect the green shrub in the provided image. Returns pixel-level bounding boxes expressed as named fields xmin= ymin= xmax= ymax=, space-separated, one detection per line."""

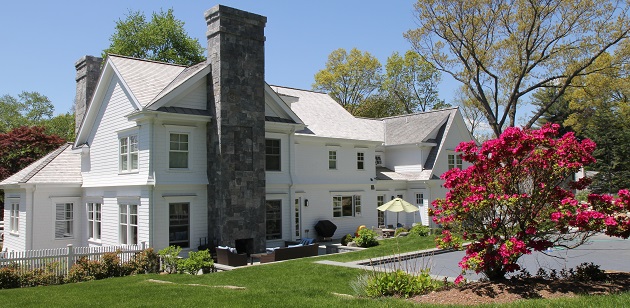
xmin=573 ymin=262 xmax=606 ymax=281
xmin=100 ymin=251 xmax=125 ymax=278
xmin=363 ymin=269 xmax=439 ymax=298
xmin=341 ymin=234 xmax=354 ymax=246
xmin=130 ymin=248 xmax=160 ymax=274
xmin=66 ymin=257 xmax=101 ymax=283
xmin=179 ymin=249 xmax=214 ymax=275
xmin=394 ymin=227 xmax=408 ymax=237
xmin=410 ymin=224 xmax=430 ymax=237
xmin=354 ymin=228 xmax=379 ymax=248
xmin=0 ymin=266 xmax=20 ymax=289
xmin=158 ymin=246 xmax=182 ymax=273
xmin=19 ymin=262 xmax=64 ymax=287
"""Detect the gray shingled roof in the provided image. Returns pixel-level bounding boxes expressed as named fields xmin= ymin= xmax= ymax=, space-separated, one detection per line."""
xmin=382 ymin=108 xmax=456 ymax=146
xmin=0 ymin=143 xmax=81 ymax=185
xmin=109 ymin=55 xmax=187 ymax=107
xmin=156 ymin=106 xmax=211 ymax=116
xmin=376 ymin=167 xmax=435 ymax=181
xmin=270 ymin=86 xmax=383 ymax=142
xmin=148 ymin=61 xmax=209 ymax=107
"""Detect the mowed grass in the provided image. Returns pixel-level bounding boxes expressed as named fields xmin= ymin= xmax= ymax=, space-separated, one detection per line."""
xmin=1 ymin=235 xmax=629 ymax=307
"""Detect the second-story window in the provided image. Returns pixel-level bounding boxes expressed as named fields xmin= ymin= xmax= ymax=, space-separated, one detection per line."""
xmin=169 ymin=133 xmax=189 ymax=169
xmin=119 ymin=135 xmax=138 ymax=172
xmin=265 ymin=139 xmax=281 ymax=171
xmin=329 ymin=150 xmax=337 ymax=170
xmin=448 ymin=153 xmax=463 ymax=170
xmin=375 ymin=155 xmax=382 ymax=166
xmin=357 ymin=152 xmax=365 ymax=170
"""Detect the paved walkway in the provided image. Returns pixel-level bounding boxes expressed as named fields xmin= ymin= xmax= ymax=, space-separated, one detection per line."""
xmin=317 ymin=234 xmax=630 ymax=281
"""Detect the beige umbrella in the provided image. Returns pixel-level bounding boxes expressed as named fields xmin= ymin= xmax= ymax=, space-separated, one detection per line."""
xmin=377 ymin=198 xmax=419 ymax=226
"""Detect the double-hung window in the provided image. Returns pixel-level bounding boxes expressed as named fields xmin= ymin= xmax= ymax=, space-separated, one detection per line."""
xmin=328 ymin=150 xmax=337 ymax=170
xmin=120 ymin=135 xmax=138 ymax=172
xmin=357 ymin=152 xmax=365 ymax=170
xmin=88 ymin=203 xmax=102 ymax=241
xmin=448 ymin=153 xmax=463 ymax=170
xmin=169 ymin=133 xmax=189 ymax=169
xmin=332 ymin=195 xmax=362 ymax=217
xmin=55 ymin=203 xmax=74 ymax=239
xmin=119 ymin=204 xmax=138 ymax=245
xmin=9 ymin=201 xmax=19 ymax=233
xmin=265 ymin=139 xmax=281 ymax=171
xmin=416 ymin=193 xmax=424 ymax=206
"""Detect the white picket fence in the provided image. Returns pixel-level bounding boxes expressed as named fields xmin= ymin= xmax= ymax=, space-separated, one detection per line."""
xmin=0 ymin=242 xmax=147 ymax=278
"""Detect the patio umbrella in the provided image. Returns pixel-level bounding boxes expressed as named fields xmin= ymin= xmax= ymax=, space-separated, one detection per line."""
xmin=377 ymin=198 xmax=419 ymax=226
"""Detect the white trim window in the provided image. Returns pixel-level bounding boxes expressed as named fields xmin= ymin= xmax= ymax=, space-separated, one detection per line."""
xmin=328 ymin=150 xmax=337 ymax=170
xmin=87 ymin=203 xmax=102 ymax=241
xmin=448 ymin=153 xmax=463 ymax=170
xmin=265 ymin=139 xmax=281 ymax=171
xmin=333 ymin=195 xmax=362 ymax=217
xmin=169 ymin=133 xmax=189 ymax=169
xmin=377 ymin=195 xmax=385 ymax=226
xmin=55 ymin=203 xmax=74 ymax=239
xmin=119 ymin=204 xmax=138 ymax=245
xmin=120 ymin=135 xmax=138 ymax=172
xmin=375 ymin=155 xmax=382 ymax=166
xmin=416 ymin=193 xmax=424 ymax=206
xmin=357 ymin=152 xmax=365 ymax=170
xmin=169 ymin=202 xmax=190 ymax=248
xmin=9 ymin=201 xmax=19 ymax=233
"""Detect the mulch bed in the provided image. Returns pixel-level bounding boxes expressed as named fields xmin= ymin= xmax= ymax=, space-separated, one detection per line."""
xmin=410 ymin=272 xmax=630 ymax=306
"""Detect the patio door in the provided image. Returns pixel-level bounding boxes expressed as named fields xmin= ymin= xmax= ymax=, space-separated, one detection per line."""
xmin=294 ymin=197 xmax=302 ymax=240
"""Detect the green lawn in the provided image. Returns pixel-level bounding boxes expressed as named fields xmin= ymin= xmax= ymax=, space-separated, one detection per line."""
xmin=1 ymin=235 xmax=628 ymax=307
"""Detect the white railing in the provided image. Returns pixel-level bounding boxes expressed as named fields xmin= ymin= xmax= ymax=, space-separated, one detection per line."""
xmin=0 ymin=242 xmax=147 ymax=279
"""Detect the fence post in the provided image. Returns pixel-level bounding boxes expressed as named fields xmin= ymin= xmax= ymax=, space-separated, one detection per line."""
xmin=141 ymin=241 xmax=146 ymax=250
xmin=67 ymin=244 xmax=75 ymax=275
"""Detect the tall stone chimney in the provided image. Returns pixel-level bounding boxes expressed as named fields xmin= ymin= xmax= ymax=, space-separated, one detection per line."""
xmin=205 ymin=6 xmax=267 ymax=253
xmin=74 ymin=55 xmax=103 ymax=134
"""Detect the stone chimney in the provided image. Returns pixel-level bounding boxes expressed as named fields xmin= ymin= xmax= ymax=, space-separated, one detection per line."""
xmin=205 ymin=5 xmax=267 ymax=253
xmin=74 ymin=55 xmax=102 ymax=134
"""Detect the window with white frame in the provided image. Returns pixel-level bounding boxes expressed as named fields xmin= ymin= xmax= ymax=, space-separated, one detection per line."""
xmin=328 ymin=150 xmax=337 ymax=170
xmin=87 ymin=202 xmax=102 ymax=241
xmin=169 ymin=133 xmax=189 ymax=169
xmin=265 ymin=139 xmax=281 ymax=171
xmin=169 ymin=202 xmax=190 ymax=248
xmin=333 ymin=195 xmax=362 ymax=217
xmin=55 ymin=203 xmax=74 ymax=239
xmin=448 ymin=153 xmax=463 ymax=170
xmin=119 ymin=204 xmax=138 ymax=245
xmin=9 ymin=201 xmax=19 ymax=233
xmin=120 ymin=135 xmax=138 ymax=172
xmin=377 ymin=195 xmax=385 ymax=226
xmin=266 ymin=200 xmax=282 ymax=240
xmin=375 ymin=155 xmax=382 ymax=166
xmin=416 ymin=193 xmax=424 ymax=206
xmin=357 ymin=152 xmax=365 ymax=170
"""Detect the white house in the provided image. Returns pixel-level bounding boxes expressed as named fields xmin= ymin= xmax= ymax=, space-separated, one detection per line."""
xmin=1 ymin=5 xmax=474 ymax=253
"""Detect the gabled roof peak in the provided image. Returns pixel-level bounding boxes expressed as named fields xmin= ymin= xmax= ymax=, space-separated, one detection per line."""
xmin=106 ymin=54 xmax=191 ymax=68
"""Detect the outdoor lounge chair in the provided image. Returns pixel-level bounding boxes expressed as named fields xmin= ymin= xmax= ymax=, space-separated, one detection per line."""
xmin=216 ymin=247 xmax=248 ymax=267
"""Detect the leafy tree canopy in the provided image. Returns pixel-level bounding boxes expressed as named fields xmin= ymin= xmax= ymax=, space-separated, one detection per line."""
xmin=103 ymin=9 xmax=206 ymax=66
xmin=382 ymin=50 xmax=444 ymax=113
xmin=0 ymin=126 xmax=66 ymax=180
xmin=313 ymin=48 xmax=382 ymax=115
xmin=405 ymin=0 xmax=630 ymax=137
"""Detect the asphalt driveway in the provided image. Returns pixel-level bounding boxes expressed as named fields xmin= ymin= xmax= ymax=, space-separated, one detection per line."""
xmin=378 ymin=234 xmax=630 ymax=281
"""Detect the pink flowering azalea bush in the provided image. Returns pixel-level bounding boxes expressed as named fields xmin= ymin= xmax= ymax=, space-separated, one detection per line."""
xmin=431 ymin=124 xmax=630 ymax=281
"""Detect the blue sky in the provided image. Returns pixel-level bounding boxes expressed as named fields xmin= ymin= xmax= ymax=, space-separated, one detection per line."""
xmin=0 ymin=0 xmax=459 ymax=115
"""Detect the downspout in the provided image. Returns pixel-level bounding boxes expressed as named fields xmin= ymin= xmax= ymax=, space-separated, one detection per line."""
xmin=288 ymin=127 xmax=296 ymax=240
xmin=29 ymin=185 xmax=36 ymax=250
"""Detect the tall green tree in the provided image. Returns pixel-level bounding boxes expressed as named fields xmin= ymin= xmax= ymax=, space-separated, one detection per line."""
xmin=564 ymin=52 xmax=630 ymax=193
xmin=313 ymin=48 xmax=382 ymax=115
xmin=0 ymin=91 xmax=54 ymax=133
xmin=103 ymin=9 xmax=206 ymax=66
xmin=531 ymin=87 xmax=572 ymax=136
xmin=405 ymin=0 xmax=630 ymax=137
xmin=382 ymin=50 xmax=444 ymax=113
